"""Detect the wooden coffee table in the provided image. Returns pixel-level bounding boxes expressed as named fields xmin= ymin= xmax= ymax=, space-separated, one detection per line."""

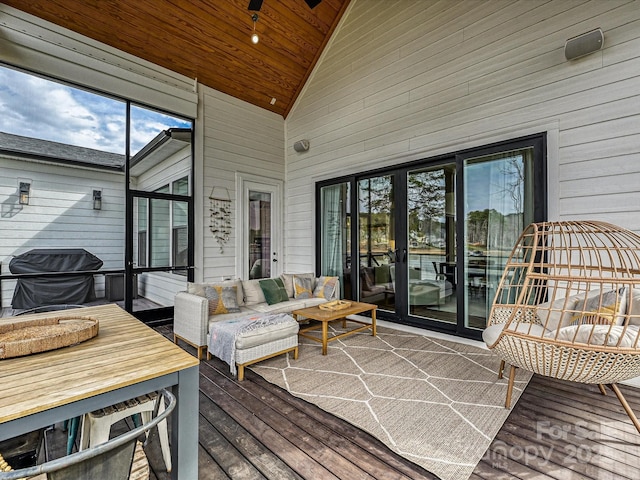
xmin=292 ymin=301 xmax=377 ymax=355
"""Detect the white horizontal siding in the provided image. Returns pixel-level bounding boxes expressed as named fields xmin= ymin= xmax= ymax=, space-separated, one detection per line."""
xmin=138 ymin=272 xmax=185 ymax=307
xmin=199 ymin=87 xmax=284 ymax=282
xmin=285 ymin=0 xmax=640 ymax=270
xmin=0 ymin=157 xmax=124 ymax=306
xmin=135 ymin=147 xmax=191 ymax=191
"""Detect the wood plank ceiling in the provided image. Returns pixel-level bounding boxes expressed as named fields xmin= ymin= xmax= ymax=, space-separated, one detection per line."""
xmin=4 ymin=0 xmax=350 ymax=118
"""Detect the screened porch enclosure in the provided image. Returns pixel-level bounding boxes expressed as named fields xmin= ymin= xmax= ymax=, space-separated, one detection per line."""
xmin=0 ymin=64 xmax=194 ymax=321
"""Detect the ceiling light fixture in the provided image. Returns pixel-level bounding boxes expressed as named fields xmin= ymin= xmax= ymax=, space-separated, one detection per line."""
xmin=251 ymin=13 xmax=259 ymax=44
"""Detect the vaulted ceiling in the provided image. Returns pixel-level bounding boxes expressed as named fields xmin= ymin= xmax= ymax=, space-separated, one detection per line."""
xmin=4 ymin=0 xmax=351 ymax=117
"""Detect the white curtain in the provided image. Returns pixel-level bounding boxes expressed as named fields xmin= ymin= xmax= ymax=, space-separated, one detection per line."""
xmin=321 ymin=185 xmax=344 ymax=277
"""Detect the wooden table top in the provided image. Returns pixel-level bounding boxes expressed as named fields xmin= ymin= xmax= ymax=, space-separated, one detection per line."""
xmin=0 ymin=304 xmax=199 ymax=424
xmin=292 ymin=301 xmax=377 ymax=321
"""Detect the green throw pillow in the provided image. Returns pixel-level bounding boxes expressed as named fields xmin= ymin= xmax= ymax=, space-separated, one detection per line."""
xmin=259 ymin=277 xmax=289 ymax=305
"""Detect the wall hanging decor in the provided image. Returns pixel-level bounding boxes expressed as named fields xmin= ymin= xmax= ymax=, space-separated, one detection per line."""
xmin=209 ymin=186 xmax=231 ymax=253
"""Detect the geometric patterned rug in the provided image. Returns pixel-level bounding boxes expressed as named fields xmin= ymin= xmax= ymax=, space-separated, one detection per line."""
xmin=251 ymin=321 xmax=532 ymax=480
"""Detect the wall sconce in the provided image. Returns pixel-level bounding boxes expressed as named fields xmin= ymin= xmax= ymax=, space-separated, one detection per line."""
xmin=19 ymin=182 xmax=30 ymax=205
xmin=93 ymin=190 xmax=102 ymax=210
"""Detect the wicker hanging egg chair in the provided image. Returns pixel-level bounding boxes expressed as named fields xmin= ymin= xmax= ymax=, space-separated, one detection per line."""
xmin=483 ymin=220 xmax=640 ymax=433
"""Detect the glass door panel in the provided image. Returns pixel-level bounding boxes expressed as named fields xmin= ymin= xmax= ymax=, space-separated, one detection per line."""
xmin=358 ymin=175 xmax=396 ymax=313
xmin=238 ymin=175 xmax=282 ymax=280
xmin=463 ymin=148 xmax=534 ymax=330
xmin=407 ymin=164 xmax=457 ymax=323
xmin=126 ymin=104 xmax=193 ymax=316
xmin=248 ymin=191 xmax=272 ymax=279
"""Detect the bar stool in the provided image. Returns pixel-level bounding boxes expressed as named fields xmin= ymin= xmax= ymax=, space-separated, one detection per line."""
xmin=78 ymin=392 xmax=171 ymax=472
xmin=3 ymin=390 xmax=175 ymax=480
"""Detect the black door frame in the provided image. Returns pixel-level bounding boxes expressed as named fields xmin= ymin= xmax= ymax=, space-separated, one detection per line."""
xmin=316 ymin=133 xmax=546 ymax=341
xmin=124 ymin=104 xmax=195 ymax=324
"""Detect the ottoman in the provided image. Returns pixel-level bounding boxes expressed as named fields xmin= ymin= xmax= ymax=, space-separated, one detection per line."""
xmin=207 ymin=314 xmax=299 ymax=380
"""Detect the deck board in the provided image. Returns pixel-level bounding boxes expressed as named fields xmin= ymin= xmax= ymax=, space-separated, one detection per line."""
xmin=151 ymin=326 xmax=640 ymax=480
xmin=35 ymin=325 xmax=640 ymax=480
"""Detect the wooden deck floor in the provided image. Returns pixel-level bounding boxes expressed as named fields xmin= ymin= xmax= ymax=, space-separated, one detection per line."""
xmin=44 ymin=326 xmax=640 ymax=479
xmin=149 ymin=325 xmax=640 ymax=480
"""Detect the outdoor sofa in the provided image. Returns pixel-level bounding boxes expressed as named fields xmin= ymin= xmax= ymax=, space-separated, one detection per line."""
xmin=173 ymin=273 xmax=340 ymax=367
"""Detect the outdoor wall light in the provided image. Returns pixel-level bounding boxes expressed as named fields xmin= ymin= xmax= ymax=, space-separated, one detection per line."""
xmin=93 ymin=189 xmax=102 ymax=210
xmin=251 ymin=13 xmax=259 ymax=44
xmin=19 ymin=182 xmax=30 ymax=205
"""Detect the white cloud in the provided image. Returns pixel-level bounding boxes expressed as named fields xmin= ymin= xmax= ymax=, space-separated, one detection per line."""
xmin=0 ymin=66 xmax=191 ymax=155
xmin=0 ymin=68 xmax=126 ymax=153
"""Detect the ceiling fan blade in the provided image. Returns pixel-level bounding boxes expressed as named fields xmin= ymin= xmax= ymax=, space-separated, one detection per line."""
xmin=304 ymin=0 xmax=322 ymax=8
xmin=248 ymin=0 xmax=263 ymax=11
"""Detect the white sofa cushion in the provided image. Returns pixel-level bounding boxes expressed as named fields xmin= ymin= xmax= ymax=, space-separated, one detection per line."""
xmin=242 ymin=279 xmax=266 ymax=306
xmin=250 ymin=298 xmax=309 ymax=314
xmin=208 ymin=306 xmax=256 ymax=326
xmin=302 ymin=297 xmax=327 ymax=308
xmin=280 ymin=273 xmax=296 ymax=298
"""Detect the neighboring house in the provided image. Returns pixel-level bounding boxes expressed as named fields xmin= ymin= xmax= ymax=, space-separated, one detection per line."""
xmin=2 ymin=1 xmax=640 ymax=338
xmin=0 ymin=130 xmax=190 ymax=308
xmin=0 ymin=132 xmax=125 ymax=305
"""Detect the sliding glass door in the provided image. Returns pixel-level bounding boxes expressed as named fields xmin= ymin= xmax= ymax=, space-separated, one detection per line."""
xmin=317 ymin=135 xmax=545 ymax=340
xmin=461 ymin=147 xmax=535 ymax=331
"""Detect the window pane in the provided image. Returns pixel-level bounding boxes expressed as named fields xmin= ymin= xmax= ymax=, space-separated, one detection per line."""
xmin=135 ymin=198 xmax=148 ymax=267
xmin=128 ymin=104 xmax=192 ymax=290
xmin=463 ymin=148 xmax=534 ymax=329
xmin=407 ymin=164 xmax=457 ymax=323
xmin=172 ymin=192 xmax=189 ymax=270
xmin=249 ymin=191 xmax=271 ymax=279
xmin=358 ymin=175 xmax=395 ymax=312
xmin=150 ymin=198 xmax=170 ymax=267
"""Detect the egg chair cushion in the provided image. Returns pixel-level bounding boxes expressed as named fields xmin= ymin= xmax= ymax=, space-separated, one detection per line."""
xmin=535 ymin=294 xmax=581 ymax=331
xmin=546 ymin=324 xmax=640 ymax=348
xmin=483 ymin=321 xmax=549 ymax=347
xmin=627 ymin=288 xmax=640 ymax=325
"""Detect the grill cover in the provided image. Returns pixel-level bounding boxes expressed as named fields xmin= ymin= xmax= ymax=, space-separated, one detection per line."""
xmin=9 ymin=249 xmax=103 ymax=309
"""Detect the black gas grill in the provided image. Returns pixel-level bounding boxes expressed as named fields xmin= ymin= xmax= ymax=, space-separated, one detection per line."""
xmin=9 ymin=248 xmax=103 ymax=309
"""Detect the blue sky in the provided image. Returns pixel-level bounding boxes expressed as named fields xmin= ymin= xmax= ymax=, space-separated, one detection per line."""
xmin=0 ymin=65 xmax=191 ymax=155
